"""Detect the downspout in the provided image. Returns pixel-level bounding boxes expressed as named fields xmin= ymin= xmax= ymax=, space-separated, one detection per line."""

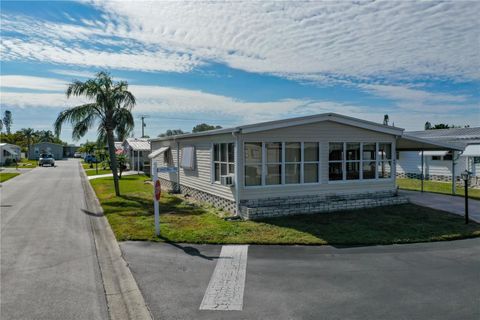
xmin=176 ymin=139 xmax=181 ymax=193
xmin=232 ymin=129 xmax=241 ymax=216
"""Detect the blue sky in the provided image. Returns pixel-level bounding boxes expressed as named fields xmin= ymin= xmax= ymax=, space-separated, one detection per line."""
xmin=1 ymin=0 xmax=479 ymax=144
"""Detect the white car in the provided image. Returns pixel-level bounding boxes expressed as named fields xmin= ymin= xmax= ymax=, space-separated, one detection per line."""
xmin=73 ymin=152 xmax=82 ymax=158
xmin=38 ymin=153 xmax=55 ymax=167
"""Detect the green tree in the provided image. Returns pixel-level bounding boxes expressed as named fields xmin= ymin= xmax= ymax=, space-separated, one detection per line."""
xmin=158 ymin=129 xmax=185 ymax=137
xmin=192 ymin=123 xmax=222 ymax=133
xmin=116 ymin=154 xmax=128 ymax=178
xmin=37 ymin=130 xmax=55 ymax=142
xmin=424 ymin=121 xmax=432 ymax=130
xmin=20 ymin=128 xmax=36 ymax=156
xmin=3 ymin=110 xmax=12 ymax=134
xmin=54 ymin=72 xmax=135 ymax=196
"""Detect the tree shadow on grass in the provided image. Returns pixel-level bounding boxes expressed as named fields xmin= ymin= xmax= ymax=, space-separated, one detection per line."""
xmin=255 ymin=204 xmax=480 ymax=248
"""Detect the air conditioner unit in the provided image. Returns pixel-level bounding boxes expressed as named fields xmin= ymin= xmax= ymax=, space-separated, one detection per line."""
xmin=220 ymin=175 xmax=235 ymax=186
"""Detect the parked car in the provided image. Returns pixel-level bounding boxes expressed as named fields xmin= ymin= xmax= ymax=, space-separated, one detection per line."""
xmin=38 ymin=153 xmax=55 ymax=167
xmin=84 ymin=155 xmax=99 ymax=163
xmin=73 ymin=152 xmax=82 ymax=158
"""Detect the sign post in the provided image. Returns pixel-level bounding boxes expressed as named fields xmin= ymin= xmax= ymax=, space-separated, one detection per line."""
xmin=153 ymin=161 xmax=160 ymax=236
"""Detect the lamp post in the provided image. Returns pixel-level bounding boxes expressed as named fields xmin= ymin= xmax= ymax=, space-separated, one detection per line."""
xmin=460 ymin=170 xmax=471 ymax=224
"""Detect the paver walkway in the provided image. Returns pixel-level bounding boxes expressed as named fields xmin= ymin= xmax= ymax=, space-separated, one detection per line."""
xmin=400 ymin=190 xmax=480 ymax=223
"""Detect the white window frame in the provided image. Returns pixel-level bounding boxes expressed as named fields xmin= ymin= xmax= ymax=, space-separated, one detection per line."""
xmin=211 ymin=142 xmax=235 ymax=183
xmin=180 ymin=146 xmax=195 ymax=170
xmin=328 ymin=142 xmax=345 ymax=181
xmin=243 ymin=142 xmax=263 ymax=187
xmin=345 ymin=142 xmax=361 ymax=181
xmin=265 ymin=142 xmax=283 ymax=185
xmin=302 ymin=142 xmax=320 ymax=184
xmin=328 ymin=141 xmax=395 ymax=183
xmin=243 ymin=141 xmax=321 ymax=188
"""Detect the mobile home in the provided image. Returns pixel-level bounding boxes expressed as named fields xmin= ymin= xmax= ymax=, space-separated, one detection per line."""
xmin=149 ymin=113 xmax=460 ymax=219
xmin=0 ymin=143 xmax=21 ymax=165
xmin=397 ymin=127 xmax=480 ymax=185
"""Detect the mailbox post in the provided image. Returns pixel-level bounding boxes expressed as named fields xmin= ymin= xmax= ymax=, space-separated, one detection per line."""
xmin=460 ymin=170 xmax=471 ymax=224
xmin=153 ymin=161 xmax=160 ymax=236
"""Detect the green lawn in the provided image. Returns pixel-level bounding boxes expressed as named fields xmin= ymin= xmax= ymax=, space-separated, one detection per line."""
xmin=0 ymin=172 xmax=20 ymax=182
xmin=1 ymin=159 xmax=37 ymax=168
xmin=397 ymin=178 xmax=480 ymax=200
xmin=90 ymin=175 xmax=480 ymax=245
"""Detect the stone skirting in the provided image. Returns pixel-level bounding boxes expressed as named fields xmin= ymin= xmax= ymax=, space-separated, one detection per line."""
xmin=239 ymin=190 xmax=408 ymax=220
xmin=157 ymin=178 xmax=236 ymax=213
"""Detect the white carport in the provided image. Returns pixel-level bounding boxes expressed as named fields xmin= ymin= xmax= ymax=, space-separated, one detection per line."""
xmin=122 ymin=138 xmax=151 ymax=174
xmin=396 ymin=135 xmax=465 ymax=194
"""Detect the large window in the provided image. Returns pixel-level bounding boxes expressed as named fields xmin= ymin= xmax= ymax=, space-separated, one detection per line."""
xmin=266 ymin=142 xmax=282 ymax=185
xmin=244 ymin=141 xmax=320 ymax=187
xmin=285 ymin=142 xmax=301 ymax=184
xmin=304 ymin=142 xmax=319 ymax=183
xmin=362 ymin=143 xmax=376 ymax=179
xmin=329 ymin=143 xmax=344 ymax=181
xmin=378 ymin=143 xmax=392 ymax=179
xmin=213 ymin=143 xmax=234 ymax=182
xmin=328 ymin=142 xmax=393 ymax=181
xmin=244 ymin=143 xmax=262 ymax=186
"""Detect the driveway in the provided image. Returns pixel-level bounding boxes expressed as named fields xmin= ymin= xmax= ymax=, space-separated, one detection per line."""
xmin=1 ymin=160 xmax=108 ymax=319
xmin=400 ymin=189 xmax=480 ymax=222
xmin=121 ymin=239 xmax=480 ymax=320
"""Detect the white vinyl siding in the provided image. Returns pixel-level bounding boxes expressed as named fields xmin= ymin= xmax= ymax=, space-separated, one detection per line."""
xmin=151 ymin=134 xmax=235 ymax=201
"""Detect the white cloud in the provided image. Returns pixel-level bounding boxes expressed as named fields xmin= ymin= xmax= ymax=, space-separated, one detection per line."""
xmin=0 ymin=75 xmax=67 ymax=91
xmin=3 ymin=77 xmax=477 ymax=132
xmin=360 ymin=84 xmax=468 ymax=103
xmin=2 ymin=1 xmax=479 ymax=80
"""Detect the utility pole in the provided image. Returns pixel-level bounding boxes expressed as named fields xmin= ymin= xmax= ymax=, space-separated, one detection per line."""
xmin=139 ymin=115 xmax=149 ymax=138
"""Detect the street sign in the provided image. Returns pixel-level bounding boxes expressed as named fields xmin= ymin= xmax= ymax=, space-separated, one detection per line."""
xmin=158 ymin=166 xmax=178 ymax=173
xmin=155 ymin=180 xmax=161 ymax=201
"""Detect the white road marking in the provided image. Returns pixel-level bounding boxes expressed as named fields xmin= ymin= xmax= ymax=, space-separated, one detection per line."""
xmin=199 ymin=245 xmax=248 ymax=311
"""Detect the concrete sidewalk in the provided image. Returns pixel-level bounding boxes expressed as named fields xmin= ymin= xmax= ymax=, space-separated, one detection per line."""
xmin=88 ymin=171 xmax=142 ymax=180
xmin=400 ymin=190 xmax=480 ymax=223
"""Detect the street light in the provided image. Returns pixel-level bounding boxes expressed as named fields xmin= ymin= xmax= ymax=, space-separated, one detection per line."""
xmin=460 ymin=170 xmax=472 ymax=224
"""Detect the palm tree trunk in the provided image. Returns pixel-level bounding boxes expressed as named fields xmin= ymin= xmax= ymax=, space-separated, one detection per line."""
xmin=106 ymin=129 xmax=121 ymax=196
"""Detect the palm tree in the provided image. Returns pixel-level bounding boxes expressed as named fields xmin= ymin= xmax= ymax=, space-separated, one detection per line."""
xmin=54 ymin=72 xmax=135 ymax=196
xmin=20 ymin=128 xmax=35 ymax=156
xmin=38 ymin=130 xmax=55 ymax=143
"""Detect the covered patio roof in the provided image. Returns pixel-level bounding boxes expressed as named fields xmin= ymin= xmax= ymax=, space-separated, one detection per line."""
xmin=396 ymin=134 xmax=464 ymax=151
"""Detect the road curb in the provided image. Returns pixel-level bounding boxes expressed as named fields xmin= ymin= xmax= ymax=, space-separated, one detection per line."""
xmin=79 ymin=164 xmax=153 ymax=320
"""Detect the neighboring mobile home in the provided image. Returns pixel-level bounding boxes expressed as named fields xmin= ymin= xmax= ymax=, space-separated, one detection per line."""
xmin=149 ymin=113 xmax=461 ymax=219
xmin=29 ymin=142 xmax=63 ymax=160
xmin=122 ymin=138 xmax=150 ymax=171
xmin=397 ymin=127 xmax=480 ymax=185
xmin=0 ymin=143 xmax=21 ymax=165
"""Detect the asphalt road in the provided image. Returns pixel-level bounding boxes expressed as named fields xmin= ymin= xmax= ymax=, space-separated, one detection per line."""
xmin=121 ymin=239 xmax=480 ymax=320
xmin=1 ymin=160 xmax=108 ymax=320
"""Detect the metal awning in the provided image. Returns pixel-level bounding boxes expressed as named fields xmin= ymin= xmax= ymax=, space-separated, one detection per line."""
xmin=148 ymin=146 xmax=170 ymax=159
xmin=461 ymin=144 xmax=480 ymax=157
xmin=396 ymin=134 xmax=464 ymax=151
xmin=422 ymin=150 xmax=448 ymax=156
xmin=2 ymin=145 xmax=19 ymax=156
